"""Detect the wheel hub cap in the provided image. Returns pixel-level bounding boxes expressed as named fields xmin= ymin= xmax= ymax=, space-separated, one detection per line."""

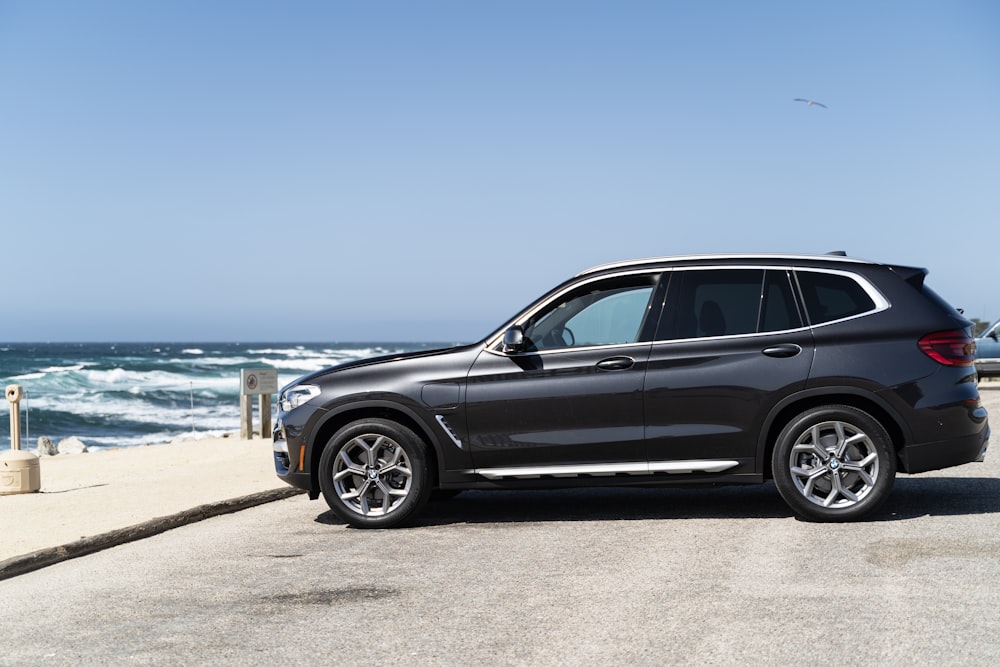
xmin=788 ymin=419 xmax=880 ymax=510
xmin=332 ymin=433 xmax=414 ymax=517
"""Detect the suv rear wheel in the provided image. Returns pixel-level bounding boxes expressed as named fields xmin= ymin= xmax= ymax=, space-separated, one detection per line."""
xmin=319 ymin=419 xmax=431 ymax=528
xmin=772 ymin=405 xmax=896 ymax=522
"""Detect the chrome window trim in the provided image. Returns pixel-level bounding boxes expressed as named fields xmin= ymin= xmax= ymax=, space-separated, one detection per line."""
xmin=790 ymin=266 xmax=890 ymax=325
xmin=651 ymin=325 xmax=813 ymax=347
xmin=485 ymin=263 xmax=889 ymax=352
xmin=472 ymin=459 xmax=739 ymax=479
xmin=649 ymin=264 xmax=888 ymax=342
xmin=483 ymin=268 xmax=663 ymax=351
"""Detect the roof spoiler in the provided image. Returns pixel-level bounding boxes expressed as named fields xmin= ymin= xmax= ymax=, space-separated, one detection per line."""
xmin=890 ymin=264 xmax=928 ymax=289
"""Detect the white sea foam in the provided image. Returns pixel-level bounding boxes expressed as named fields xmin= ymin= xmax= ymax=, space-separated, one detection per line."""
xmin=104 ymin=368 xmax=131 ymax=384
xmin=24 ymin=391 xmax=240 ymax=436
xmin=182 ymin=348 xmax=204 ymax=355
xmin=39 ymin=364 xmax=88 ymax=373
xmin=246 ymin=347 xmax=315 ymax=356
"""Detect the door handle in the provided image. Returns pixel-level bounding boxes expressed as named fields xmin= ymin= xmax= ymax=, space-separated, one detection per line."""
xmin=597 ymin=356 xmax=635 ymax=371
xmin=762 ymin=344 xmax=802 ymax=358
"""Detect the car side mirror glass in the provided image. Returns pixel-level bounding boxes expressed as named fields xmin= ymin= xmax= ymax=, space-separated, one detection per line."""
xmin=502 ymin=326 xmax=525 ymax=354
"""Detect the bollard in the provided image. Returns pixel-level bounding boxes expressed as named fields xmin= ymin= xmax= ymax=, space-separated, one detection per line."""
xmin=2 ymin=384 xmax=41 ymax=494
xmin=6 ymin=385 xmax=23 ymax=450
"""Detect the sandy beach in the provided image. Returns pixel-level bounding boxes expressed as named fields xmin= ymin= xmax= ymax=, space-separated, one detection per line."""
xmin=0 ymin=436 xmax=287 ymax=562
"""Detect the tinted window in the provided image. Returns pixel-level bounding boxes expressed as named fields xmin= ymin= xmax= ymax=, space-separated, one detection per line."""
xmin=795 ymin=271 xmax=876 ymax=324
xmin=522 ymin=276 xmax=656 ymax=350
xmin=760 ymin=270 xmax=801 ymax=332
xmin=659 ymin=269 xmax=801 ymax=340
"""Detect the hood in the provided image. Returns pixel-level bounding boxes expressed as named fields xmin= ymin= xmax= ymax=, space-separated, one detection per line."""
xmin=285 ymin=344 xmax=474 ymax=389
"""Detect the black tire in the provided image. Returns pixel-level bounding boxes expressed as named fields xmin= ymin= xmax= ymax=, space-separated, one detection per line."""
xmin=772 ymin=405 xmax=896 ymax=522
xmin=318 ymin=419 xmax=431 ymax=528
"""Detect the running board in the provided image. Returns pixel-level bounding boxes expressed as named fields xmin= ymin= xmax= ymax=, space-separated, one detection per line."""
xmin=473 ymin=460 xmax=739 ymax=480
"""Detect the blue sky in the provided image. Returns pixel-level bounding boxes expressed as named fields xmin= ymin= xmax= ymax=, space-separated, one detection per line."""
xmin=1 ymin=1 xmax=998 ymax=342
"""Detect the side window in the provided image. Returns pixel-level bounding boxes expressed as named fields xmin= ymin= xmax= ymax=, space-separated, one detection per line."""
xmin=522 ymin=276 xmax=657 ymax=351
xmin=795 ymin=271 xmax=877 ymax=324
xmin=663 ymin=269 xmax=765 ymax=339
xmin=760 ymin=270 xmax=802 ymax=333
xmin=659 ymin=269 xmax=802 ymax=340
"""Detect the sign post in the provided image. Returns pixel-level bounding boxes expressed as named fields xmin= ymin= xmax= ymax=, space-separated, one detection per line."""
xmin=240 ymin=369 xmax=278 ymax=440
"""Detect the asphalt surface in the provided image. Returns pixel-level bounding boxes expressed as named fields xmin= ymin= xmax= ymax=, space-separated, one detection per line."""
xmin=1 ymin=389 xmax=998 ymax=665
xmin=1 ymin=481 xmax=999 ymax=665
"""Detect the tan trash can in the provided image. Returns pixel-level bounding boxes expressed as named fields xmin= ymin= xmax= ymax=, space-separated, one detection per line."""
xmin=0 ymin=450 xmax=41 ymax=494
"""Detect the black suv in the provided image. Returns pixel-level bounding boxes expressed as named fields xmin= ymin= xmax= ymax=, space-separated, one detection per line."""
xmin=274 ymin=253 xmax=989 ymax=527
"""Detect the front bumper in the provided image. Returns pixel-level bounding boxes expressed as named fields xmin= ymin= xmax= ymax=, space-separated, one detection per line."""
xmin=273 ymin=438 xmax=291 ymax=475
xmin=272 ymin=429 xmax=315 ymax=495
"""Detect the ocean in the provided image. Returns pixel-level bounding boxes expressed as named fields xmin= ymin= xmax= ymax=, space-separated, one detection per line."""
xmin=0 ymin=342 xmax=448 ymax=452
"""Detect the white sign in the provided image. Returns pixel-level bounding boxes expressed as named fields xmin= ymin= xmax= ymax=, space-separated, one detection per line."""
xmin=241 ymin=368 xmax=278 ymax=396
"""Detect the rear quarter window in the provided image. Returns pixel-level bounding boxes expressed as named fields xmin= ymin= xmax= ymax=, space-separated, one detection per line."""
xmin=795 ymin=271 xmax=877 ymax=324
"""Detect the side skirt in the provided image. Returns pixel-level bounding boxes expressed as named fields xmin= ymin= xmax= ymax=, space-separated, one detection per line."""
xmin=470 ymin=459 xmax=739 ymax=480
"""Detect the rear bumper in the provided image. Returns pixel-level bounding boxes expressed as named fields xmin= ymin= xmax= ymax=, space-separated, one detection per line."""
xmin=897 ymin=424 xmax=990 ymax=474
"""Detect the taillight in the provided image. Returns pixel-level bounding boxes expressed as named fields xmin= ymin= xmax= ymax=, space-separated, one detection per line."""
xmin=918 ymin=330 xmax=976 ymax=367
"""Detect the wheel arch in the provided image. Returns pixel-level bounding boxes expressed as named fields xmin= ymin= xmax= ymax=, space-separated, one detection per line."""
xmin=308 ymin=402 xmax=445 ymax=496
xmin=758 ymin=388 xmax=909 ymax=479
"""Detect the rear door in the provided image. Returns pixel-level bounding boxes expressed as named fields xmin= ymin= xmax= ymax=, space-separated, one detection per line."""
xmin=643 ymin=268 xmax=815 ymax=474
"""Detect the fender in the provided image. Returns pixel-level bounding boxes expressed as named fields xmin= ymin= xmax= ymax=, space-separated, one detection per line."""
xmin=307 ymin=393 xmax=471 ymax=485
xmin=755 ymin=385 xmax=913 ymax=473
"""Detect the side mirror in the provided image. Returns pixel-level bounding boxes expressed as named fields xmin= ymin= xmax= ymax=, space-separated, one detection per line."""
xmin=502 ymin=326 xmax=525 ymax=354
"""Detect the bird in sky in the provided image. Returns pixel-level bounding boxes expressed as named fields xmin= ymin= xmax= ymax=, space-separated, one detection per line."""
xmin=794 ymin=98 xmax=828 ymax=108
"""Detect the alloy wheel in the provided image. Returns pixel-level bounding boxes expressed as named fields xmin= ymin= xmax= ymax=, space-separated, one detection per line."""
xmin=332 ymin=433 xmax=413 ymax=517
xmin=788 ymin=420 xmax=880 ymax=509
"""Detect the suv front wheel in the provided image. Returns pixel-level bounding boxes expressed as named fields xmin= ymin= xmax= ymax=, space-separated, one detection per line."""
xmin=772 ymin=405 xmax=896 ymax=522
xmin=318 ymin=419 xmax=431 ymax=528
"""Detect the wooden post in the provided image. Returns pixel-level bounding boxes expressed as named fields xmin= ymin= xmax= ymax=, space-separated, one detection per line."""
xmin=240 ymin=394 xmax=253 ymax=439
xmin=259 ymin=393 xmax=272 ymax=438
xmin=240 ymin=368 xmax=278 ymax=441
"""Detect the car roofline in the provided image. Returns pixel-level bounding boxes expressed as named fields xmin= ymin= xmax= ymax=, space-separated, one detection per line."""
xmin=577 ymin=253 xmax=874 ymax=276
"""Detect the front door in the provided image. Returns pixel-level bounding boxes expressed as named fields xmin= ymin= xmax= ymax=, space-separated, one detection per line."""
xmin=465 ymin=274 xmax=660 ymax=474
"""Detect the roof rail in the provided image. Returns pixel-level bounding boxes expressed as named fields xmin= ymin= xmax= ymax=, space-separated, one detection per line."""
xmin=577 ymin=252 xmax=868 ymax=276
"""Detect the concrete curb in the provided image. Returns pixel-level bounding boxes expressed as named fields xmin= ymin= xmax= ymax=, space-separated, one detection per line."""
xmin=0 ymin=487 xmax=305 ymax=581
